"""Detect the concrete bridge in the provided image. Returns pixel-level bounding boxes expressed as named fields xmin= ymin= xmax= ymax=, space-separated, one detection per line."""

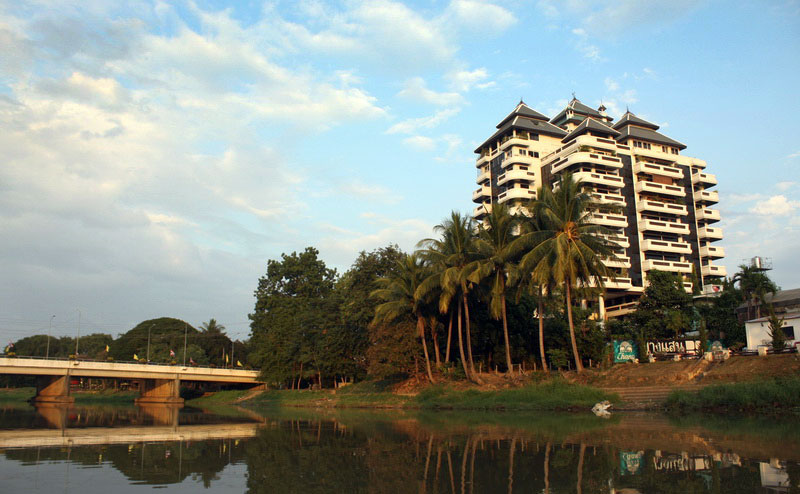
xmin=0 ymin=357 xmax=262 ymax=405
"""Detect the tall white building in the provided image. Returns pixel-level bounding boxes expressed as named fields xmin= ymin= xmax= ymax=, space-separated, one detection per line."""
xmin=472 ymin=98 xmax=725 ymax=319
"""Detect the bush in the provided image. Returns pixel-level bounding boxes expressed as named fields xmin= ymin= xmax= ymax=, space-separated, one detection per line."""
xmin=546 ymin=349 xmax=568 ymax=370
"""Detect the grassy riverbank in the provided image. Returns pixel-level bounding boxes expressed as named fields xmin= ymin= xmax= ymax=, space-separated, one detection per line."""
xmin=665 ymin=377 xmax=800 ymax=413
xmin=191 ymin=378 xmax=617 ymax=411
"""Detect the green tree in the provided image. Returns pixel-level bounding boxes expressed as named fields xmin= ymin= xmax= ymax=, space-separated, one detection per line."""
xmin=767 ymin=309 xmax=787 ymax=350
xmin=469 ymin=203 xmax=519 ymax=373
xmin=733 ymin=264 xmax=778 ymax=320
xmin=631 ymin=270 xmax=693 ymax=341
xmin=518 ymin=175 xmax=616 ymax=372
xmin=336 ymin=244 xmax=405 ymax=381
xmin=372 ymin=254 xmax=435 ymax=383
xmin=249 ymin=247 xmax=338 ymax=387
xmin=110 ymin=318 xmax=199 ymax=363
xmin=417 ymin=211 xmax=479 ymax=380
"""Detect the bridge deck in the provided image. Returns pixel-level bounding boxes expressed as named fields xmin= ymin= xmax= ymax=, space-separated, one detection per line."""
xmin=0 ymin=357 xmax=261 ymax=384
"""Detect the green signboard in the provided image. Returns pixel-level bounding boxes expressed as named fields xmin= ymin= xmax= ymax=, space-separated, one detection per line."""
xmin=620 ymin=451 xmax=644 ymax=475
xmin=614 ymin=340 xmax=638 ymax=363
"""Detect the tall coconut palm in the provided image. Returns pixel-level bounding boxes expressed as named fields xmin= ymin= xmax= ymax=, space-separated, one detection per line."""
xmin=513 ymin=204 xmax=553 ymax=373
xmin=518 ymin=174 xmax=617 ymax=372
xmin=469 ymin=203 xmax=519 ymax=373
xmin=372 ymin=254 xmax=435 ymax=383
xmin=733 ymin=264 xmax=778 ymax=319
xmin=417 ymin=211 xmax=479 ymax=380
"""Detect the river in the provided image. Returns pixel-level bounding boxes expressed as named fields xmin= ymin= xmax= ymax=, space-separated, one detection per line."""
xmin=0 ymin=402 xmax=797 ymax=493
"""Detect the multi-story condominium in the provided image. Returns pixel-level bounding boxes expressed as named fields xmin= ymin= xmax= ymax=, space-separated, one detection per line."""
xmin=472 ymin=97 xmax=725 ymax=319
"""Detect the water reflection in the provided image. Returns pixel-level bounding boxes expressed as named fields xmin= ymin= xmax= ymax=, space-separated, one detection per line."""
xmin=0 ymin=404 xmax=798 ymax=493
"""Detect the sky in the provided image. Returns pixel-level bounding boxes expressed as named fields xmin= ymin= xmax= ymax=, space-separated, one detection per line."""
xmin=1 ymin=0 xmax=799 ymax=342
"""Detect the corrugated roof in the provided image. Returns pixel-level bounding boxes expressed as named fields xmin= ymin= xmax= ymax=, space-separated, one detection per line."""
xmin=738 ymin=288 xmax=800 ymax=311
xmin=562 ymin=117 xmax=621 ymax=144
xmin=616 ymin=125 xmax=686 ymax=150
xmin=746 ymin=311 xmax=800 ymax=324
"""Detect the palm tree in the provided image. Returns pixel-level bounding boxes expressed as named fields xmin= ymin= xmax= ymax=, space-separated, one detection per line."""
xmin=733 ymin=265 xmax=778 ymax=319
xmin=518 ymin=175 xmax=617 ymax=372
xmin=372 ymin=254 xmax=436 ymax=383
xmin=417 ymin=211 xmax=479 ymax=380
xmin=469 ymin=203 xmax=519 ymax=373
xmin=201 ymin=318 xmax=225 ymax=334
xmin=513 ymin=205 xmax=553 ymax=373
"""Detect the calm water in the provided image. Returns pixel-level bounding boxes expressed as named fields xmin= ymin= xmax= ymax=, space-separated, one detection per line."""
xmin=0 ymin=403 xmax=798 ymax=493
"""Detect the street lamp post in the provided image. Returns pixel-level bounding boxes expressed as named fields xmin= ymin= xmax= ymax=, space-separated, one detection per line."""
xmin=46 ymin=315 xmax=55 ymax=359
xmin=74 ymin=310 xmax=81 ymax=357
xmin=147 ymin=324 xmax=154 ymax=363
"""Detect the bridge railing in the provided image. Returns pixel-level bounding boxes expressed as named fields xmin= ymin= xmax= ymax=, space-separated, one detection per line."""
xmin=0 ymin=354 xmax=259 ymax=371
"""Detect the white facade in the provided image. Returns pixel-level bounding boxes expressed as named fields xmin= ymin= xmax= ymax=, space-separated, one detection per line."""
xmin=744 ymin=313 xmax=799 ymax=350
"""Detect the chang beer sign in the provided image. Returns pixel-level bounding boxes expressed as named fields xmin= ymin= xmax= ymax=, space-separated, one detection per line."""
xmin=614 ymin=340 xmax=638 ymax=363
xmin=620 ymin=451 xmax=644 ymax=475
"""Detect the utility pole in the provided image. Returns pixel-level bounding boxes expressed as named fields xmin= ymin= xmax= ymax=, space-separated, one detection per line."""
xmin=183 ymin=322 xmax=188 ymax=366
xmin=231 ymin=341 xmax=234 ymax=369
xmin=147 ymin=324 xmax=154 ymax=362
xmin=46 ymin=315 xmax=55 ymax=359
xmin=74 ymin=310 xmax=81 ymax=357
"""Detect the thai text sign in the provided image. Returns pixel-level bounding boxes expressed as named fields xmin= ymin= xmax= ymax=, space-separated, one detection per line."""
xmin=646 ymin=339 xmax=701 ymax=355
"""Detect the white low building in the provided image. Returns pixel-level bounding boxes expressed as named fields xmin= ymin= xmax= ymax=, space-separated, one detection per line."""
xmin=745 ymin=312 xmax=799 ymax=350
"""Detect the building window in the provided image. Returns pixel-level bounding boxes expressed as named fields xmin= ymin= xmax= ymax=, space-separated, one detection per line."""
xmin=784 ymin=326 xmax=795 ymax=340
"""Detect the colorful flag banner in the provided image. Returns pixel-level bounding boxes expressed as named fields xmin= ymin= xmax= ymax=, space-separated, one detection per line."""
xmin=236 ymin=360 xmax=243 ymax=367
xmin=169 ymin=349 xmax=175 ymax=357
xmin=225 ymin=353 xmax=229 ymax=364
xmin=133 ymin=354 xmax=139 ymax=361
xmin=105 ymin=345 xmax=110 ymax=352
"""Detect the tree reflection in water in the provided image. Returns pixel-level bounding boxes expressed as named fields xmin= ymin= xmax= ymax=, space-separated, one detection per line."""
xmin=1 ymin=410 xmax=800 ymax=493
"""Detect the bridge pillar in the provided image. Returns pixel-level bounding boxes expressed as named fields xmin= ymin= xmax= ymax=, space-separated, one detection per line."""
xmin=135 ymin=377 xmax=184 ymax=405
xmin=33 ymin=374 xmax=74 ymax=404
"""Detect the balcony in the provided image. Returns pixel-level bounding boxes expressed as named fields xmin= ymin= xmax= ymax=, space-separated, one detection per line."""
xmin=702 ymin=264 xmax=727 ymax=278
xmin=640 ymin=218 xmax=690 ymax=235
xmin=692 ymin=172 xmax=717 ymax=186
xmin=635 ymin=180 xmax=686 ymax=197
xmin=497 ymin=187 xmax=536 ymax=203
xmin=477 ymin=169 xmax=490 ymax=184
xmin=592 ymin=192 xmax=626 ymax=207
xmin=698 ymin=226 xmax=723 ymax=241
xmin=633 ymin=161 xmax=684 ymax=179
xmin=696 ymin=208 xmax=721 ymax=223
xmin=572 ymin=171 xmax=625 ymax=189
xmin=599 ymin=234 xmax=630 ymax=248
xmin=501 ymin=153 xmax=536 ymax=169
xmin=637 ymin=199 xmax=688 ymax=216
xmin=551 ymin=151 xmax=622 ymax=175
xmin=476 ymin=152 xmax=493 ymax=167
xmin=603 ymin=256 xmax=631 ymax=269
xmin=589 ymin=212 xmax=628 ymax=228
xmin=497 ymin=169 xmax=536 ymax=186
xmin=642 ymin=259 xmax=693 ymax=274
xmin=473 ymin=203 xmax=492 ymax=218
xmin=601 ymin=276 xmax=633 ymax=290
xmin=631 ymin=145 xmax=680 ymax=163
xmin=499 ymin=136 xmax=532 ymax=151
xmin=700 ymin=245 xmax=726 ymax=259
xmin=696 ymin=189 xmax=719 ymax=204
xmin=641 ymin=239 xmax=692 ymax=255
xmin=472 ymin=185 xmax=491 ymax=202
xmin=605 ymin=301 xmax=639 ymax=318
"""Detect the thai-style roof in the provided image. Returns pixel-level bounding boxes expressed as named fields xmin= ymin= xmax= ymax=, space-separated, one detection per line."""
xmin=550 ymin=97 xmax=607 ymax=127
xmin=474 ymin=102 xmax=567 ymax=153
xmin=613 ymin=110 xmax=660 ymax=130
xmin=561 ymin=117 xmax=621 ymax=144
xmin=615 ymin=125 xmax=686 ymax=150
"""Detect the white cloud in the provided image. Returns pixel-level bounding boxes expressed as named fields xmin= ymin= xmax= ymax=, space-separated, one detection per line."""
xmin=338 ymin=180 xmax=402 ymax=204
xmin=604 ymin=77 xmax=620 ymax=91
xmin=445 ymin=0 xmax=517 ymax=32
xmin=386 ymin=108 xmax=460 ymax=134
xmin=404 ymin=135 xmax=438 ymax=151
xmin=397 ymin=77 xmax=463 ymax=106
xmin=776 ymin=181 xmax=797 ymax=191
xmin=750 ymin=195 xmax=800 ymax=216
xmin=447 ymin=68 xmax=494 ymax=92
xmin=787 ymin=150 xmax=800 ymax=159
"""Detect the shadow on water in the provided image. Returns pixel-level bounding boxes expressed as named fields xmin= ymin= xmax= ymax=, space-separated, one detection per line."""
xmin=1 ymin=402 xmax=800 ymax=492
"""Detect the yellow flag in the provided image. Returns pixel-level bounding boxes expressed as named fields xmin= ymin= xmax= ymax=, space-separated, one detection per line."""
xmin=105 ymin=345 xmax=110 ymax=352
xmin=133 ymin=354 xmax=139 ymax=361
xmin=236 ymin=360 xmax=243 ymax=367
xmin=225 ymin=353 xmax=229 ymax=364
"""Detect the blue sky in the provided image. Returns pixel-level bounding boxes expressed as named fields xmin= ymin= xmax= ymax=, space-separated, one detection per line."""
xmin=1 ymin=0 xmax=798 ymax=341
